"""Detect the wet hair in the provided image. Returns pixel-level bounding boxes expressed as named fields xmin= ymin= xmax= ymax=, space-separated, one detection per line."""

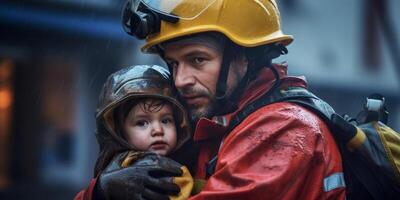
xmin=123 ymin=98 xmax=168 ymax=120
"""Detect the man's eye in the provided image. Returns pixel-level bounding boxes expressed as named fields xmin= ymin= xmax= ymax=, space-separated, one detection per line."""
xmin=193 ymin=57 xmax=205 ymax=64
xmin=167 ymin=61 xmax=178 ymax=69
xmin=166 ymin=61 xmax=178 ymax=77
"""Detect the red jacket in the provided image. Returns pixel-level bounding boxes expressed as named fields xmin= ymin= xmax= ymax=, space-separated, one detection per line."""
xmin=189 ymin=64 xmax=345 ymax=200
xmin=75 ymin=64 xmax=346 ymax=200
xmin=74 ymin=178 xmax=96 ymax=200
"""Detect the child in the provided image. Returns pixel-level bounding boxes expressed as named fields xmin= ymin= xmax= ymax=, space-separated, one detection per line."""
xmin=94 ymin=65 xmax=193 ymax=200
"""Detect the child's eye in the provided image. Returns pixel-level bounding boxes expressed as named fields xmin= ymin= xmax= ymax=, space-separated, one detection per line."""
xmin=161 ymin=117 xmax=173 ymax=124
xmin=168 ymin=61 xmax=178 ymax=69
xmin=135 ymin=120 xmax=149 ymax=127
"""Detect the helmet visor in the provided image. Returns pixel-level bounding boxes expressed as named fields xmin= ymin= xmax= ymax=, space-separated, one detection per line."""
xmin=140 ymin=0 xmax=217 ymax=20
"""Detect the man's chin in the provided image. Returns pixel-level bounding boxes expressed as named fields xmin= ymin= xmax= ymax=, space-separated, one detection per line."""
xmin=184 ymin=97 xmax=217 ymax=122
xmin=188 ymin=106 xmax=213 ymax=122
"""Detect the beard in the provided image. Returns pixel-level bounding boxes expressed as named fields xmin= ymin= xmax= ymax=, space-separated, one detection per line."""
xmin=188 ymin=98 xmax=217 ymax=123
xmin=177 ymin=86 xmax=217 ymax=123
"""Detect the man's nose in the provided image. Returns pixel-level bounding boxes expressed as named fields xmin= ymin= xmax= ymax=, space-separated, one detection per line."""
xmin=151 ymin=122 xmax=164 ymax=137
xmin=174 ymin=64 xmax=195 ymax=89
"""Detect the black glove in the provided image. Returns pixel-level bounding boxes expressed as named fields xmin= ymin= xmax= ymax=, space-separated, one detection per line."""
xmin=331 ymin=113 xmax=357 ymax=143
xmin=94 ymin=151 xmax=182 ymax=200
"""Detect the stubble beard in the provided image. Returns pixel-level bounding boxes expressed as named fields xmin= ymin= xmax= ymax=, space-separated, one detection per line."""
xmin=188 ymin=97 xmax=217 ymax=123
xmin=178 ymin=87 xmax=217 ymax=123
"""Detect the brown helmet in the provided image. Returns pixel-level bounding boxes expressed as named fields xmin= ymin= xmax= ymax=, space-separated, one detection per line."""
xmin=94 ymin=65 xmax=191 ymax=175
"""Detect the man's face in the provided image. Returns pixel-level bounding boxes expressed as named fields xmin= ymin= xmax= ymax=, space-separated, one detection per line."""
xmin=163 ymin=42 xmax=247 ymax=122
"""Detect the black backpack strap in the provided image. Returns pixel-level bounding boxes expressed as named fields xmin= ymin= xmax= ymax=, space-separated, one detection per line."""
xmin=229 ymin=87 xmax=335 ymax=131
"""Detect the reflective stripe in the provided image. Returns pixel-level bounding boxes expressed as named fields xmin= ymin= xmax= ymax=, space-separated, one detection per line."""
xmin=323 ymin=172 xmax=346 ymax=192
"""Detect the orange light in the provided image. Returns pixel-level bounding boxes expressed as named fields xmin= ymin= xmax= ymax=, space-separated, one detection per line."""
xmin=0 ymin=89 xmax=12 ymax=109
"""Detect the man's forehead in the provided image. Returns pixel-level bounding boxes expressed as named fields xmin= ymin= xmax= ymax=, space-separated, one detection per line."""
xmin=163 ymin=43 xmax=219 ymax=58
xmin=160 ymin=33 xmax=225 ymax=56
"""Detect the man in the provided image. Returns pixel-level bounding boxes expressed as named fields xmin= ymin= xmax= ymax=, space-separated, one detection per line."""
xmin=76 ymin=0 xmax=346 ymax=199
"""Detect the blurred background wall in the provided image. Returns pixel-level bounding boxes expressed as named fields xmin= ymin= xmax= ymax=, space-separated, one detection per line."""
xmin=0 ymin=0 xmax=399 ymax=199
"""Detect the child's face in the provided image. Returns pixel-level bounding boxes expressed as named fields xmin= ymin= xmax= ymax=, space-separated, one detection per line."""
xmin=123 ymin=102 xmax=177 ymax=156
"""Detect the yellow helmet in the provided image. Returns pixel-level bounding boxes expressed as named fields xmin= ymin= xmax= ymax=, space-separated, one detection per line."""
xmin=122 ymin=0 xmax=293 ymax=53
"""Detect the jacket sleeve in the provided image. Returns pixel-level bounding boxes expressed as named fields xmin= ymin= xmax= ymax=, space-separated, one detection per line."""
xmin=190 ymin=102 xmax=346 ymax=200
xmin=74 ymin=178 xmax=97 ymax=200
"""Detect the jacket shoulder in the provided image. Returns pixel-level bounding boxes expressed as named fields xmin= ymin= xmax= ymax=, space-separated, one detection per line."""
xmin=235 ymin=101 xmax=329 ymax=134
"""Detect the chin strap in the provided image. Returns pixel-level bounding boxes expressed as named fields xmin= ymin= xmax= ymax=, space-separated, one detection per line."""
xmin=214 ymin=41 xmax=240 ymax=115
xmin=213 ymin=43 xmax=288 ymax=116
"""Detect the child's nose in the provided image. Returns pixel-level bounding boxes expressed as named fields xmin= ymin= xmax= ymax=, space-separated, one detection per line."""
xmin=151 ymin=122 xmax=164 ymax=137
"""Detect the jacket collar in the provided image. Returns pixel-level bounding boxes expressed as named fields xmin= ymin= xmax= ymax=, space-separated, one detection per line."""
xmin=193 ymin=63 xmax=307 ymax=141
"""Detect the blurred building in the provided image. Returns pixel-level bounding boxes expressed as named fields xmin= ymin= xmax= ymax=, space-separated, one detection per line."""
xmin=0 ymin=0 xmax=161 ymax=199
xmin=0 ymin=0 xmax=399 ymax=199
xmin=277 ymin=0 xmax=400 ymax=128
